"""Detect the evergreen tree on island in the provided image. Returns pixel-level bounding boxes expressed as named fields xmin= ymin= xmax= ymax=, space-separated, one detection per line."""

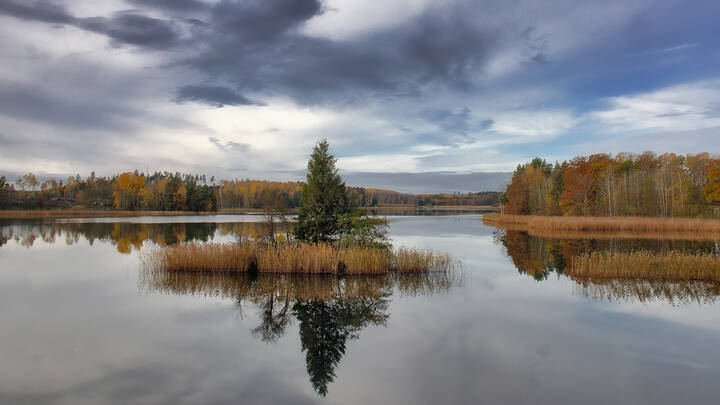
xmin=294 ymin=139 xmax=389 ymax=248
xmin=294 ymin=139 xmax=350 ymax=243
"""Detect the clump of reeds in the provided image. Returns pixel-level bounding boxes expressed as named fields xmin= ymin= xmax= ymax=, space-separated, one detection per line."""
xmin=569 ymin=250 xmax=720 ymax=282
xmin=483 ymin=213 xmax=720 ymax=235
xmin=391 ymin=247 xmax=454 ymax=273
xmin=144 ymin=241 xmax=456 ymax=275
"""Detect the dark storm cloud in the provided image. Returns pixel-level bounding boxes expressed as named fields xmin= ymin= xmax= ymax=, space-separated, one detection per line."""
xmin=174 ymin=84 xmax=264 ymax=107
xmin=77 ymin=13 xmax=181 ymax=48
xmin=0 ymin=0 xmax=507 ymax=106
xmin=0 ymin=0 xmax=73 ymax=24
xmin=0 ymin=81 xmax=140 ymax=131
xmin=0 ymin=0 xmax=182 ymax=49
xmin=210 ymin=0 xmax=324 ymax=42
xmin=420 ymin=107 xmax=494 ymax=135
xmin=176 ymin=0 xmax=500 ymax=105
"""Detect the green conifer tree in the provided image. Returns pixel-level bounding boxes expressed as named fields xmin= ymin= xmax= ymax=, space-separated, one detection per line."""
xmin=294 ymin=139 xmax=350 ymax=243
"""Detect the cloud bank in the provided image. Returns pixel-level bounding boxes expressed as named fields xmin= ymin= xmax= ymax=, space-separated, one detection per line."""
xmin=0 ymin=0 xmax=718 ymax=189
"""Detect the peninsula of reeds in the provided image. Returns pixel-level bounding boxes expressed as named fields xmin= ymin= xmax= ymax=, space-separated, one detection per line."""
xmin=569 ymin=250 xmax=720 ymax=282
xmin=483 ymin=213 xmax=720 ymax=235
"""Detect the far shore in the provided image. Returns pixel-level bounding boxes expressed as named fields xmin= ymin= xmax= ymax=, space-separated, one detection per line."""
xmin=0 ymin=205 xmax=497 ymax=220
xmin=0 ymin=208 xmax=270 ymax=219
xmin=483 ymin=213 xmax=720 ymax=235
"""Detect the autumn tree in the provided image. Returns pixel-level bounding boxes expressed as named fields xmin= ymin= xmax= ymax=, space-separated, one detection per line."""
xmin=704 ymin=159 xmax=720 ymax=204
xmin=502 ymin=152 xmax=718 ymax=218
xmin=113 ymin=172 xmax=146 ymax=210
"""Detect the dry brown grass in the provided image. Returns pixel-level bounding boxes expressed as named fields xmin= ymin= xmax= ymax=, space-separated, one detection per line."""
xmin=483 ymin=213 xmax=720 ymax=235
xmin=569 ymin=250 xmax=720 ymax=282
xmin=144 ymin=241 xmax=456 ymax=275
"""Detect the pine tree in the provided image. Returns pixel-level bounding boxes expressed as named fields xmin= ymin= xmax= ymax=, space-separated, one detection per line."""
xmin=294 ymin=139 xmax=350 ymax=243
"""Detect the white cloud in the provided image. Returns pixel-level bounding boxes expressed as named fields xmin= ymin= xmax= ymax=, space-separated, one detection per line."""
xmin=491 ymin=110 xmax=577 ymax=138
xmin=588 ymin=79 xmax=720 ymax=132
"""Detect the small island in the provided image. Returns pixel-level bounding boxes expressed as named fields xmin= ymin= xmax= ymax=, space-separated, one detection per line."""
xmin=143 ymin=140 xmax=456 ymax=275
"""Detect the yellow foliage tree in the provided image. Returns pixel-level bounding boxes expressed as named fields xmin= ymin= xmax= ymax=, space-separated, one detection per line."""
xmin=113 ymin=172 xmax=146 ymax=210
xmin=703 ymin=159 xmax=720 ymax=204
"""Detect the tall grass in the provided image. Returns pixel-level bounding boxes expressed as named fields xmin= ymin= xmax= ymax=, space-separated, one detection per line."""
xmin=569 ymin=250 xmax=720 ymax=282
xmin=483 ymin=213 xmax=720 ymax=234
xmin=144 ymin=241 xmax=456 ymax=275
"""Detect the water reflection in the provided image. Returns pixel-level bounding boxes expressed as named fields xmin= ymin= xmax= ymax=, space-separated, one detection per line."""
xmin=0 ymin=220 xmax=289 ymax=253
xmin=496 ymin=229 xmax=720 ymax=304
xmin=142 ymin=271 xmax=457 ymax=396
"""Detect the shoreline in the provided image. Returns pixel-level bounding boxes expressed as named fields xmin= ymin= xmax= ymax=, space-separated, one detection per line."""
xmin=0 ymin=208 xmax=271 ymax=220
xmin=0 ymin=205 xmax=497 ymax=220
xmin=482 ymin=213 xmax=720 ymax=235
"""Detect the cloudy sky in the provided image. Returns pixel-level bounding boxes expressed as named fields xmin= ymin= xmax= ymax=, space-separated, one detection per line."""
xmin=0 ymin=0 xmax=718 ymax=189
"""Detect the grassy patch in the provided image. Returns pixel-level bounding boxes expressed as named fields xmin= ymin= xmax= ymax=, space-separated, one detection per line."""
xmin=569 ymin=250 xmax=720 ymax=281
xmin=144 ymin=241 xmax=456 ymax=275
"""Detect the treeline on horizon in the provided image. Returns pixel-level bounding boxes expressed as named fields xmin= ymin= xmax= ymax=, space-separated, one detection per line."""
xmin=503 ymin=152 xmax=720 ymax=218
xmin=0 ymin=171 xmax=500 ymax=211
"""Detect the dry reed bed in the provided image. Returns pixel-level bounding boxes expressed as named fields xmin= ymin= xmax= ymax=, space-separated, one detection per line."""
xmin=524 ymin=228 xmax=720 ymax=241
xmin=483 ymin=213 xmax=720 ymax=234
xmin=569 ymin=250 xmax=720 ymax=282
xmin=146 ymin=242 xmax=455 ymax=275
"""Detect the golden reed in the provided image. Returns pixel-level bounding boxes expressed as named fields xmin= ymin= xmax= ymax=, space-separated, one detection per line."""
xmin=483 ymin=213 xmax=720 ymax=235
xmin=144 ymin=242 xmax=455 ymax=275
xmin=569 ymin=250 xmax=720 ymax=282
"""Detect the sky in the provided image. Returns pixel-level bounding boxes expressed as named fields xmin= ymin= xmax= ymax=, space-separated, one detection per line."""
xmin=0 ymin=0 xmax=719 ymax=191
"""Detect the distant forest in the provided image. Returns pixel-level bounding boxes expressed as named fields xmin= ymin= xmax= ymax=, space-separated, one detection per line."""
xmin=503 ymin=152 xmax=720 ymax=217
xmin=0 ymin=171 xmax=501 ymax=211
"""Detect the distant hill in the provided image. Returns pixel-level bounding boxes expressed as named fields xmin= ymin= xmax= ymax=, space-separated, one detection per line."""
xmin=341 ymin=171 xmax=512 ymax=194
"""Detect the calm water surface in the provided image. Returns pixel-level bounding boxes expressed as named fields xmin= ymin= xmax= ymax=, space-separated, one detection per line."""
xmin=1 ymin=215 xmax=719 ymax=404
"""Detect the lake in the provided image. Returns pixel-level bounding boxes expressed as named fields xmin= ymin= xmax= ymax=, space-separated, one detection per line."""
xmin=1 ymin=214 xmax=719 ymax=404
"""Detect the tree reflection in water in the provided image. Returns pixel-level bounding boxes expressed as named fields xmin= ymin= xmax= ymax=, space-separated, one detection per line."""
xmin=294 ymin=297 xmax=388 ymax=396
xmin=495 ymin=229 xmax=720 ymax=304
xmin=0 ymin=220 xmax=289 ymax=253
xmin=142 ymin=271 xmax=456 ymax=396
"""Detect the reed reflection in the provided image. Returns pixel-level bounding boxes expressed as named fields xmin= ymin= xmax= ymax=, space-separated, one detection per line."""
xmin=496 ymin=229 xmax=720 ymax=304
xmin=0 ymin=221 xmax=289 ymax=253
xmin=141 ymin=271 xmax=457 ymax=396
